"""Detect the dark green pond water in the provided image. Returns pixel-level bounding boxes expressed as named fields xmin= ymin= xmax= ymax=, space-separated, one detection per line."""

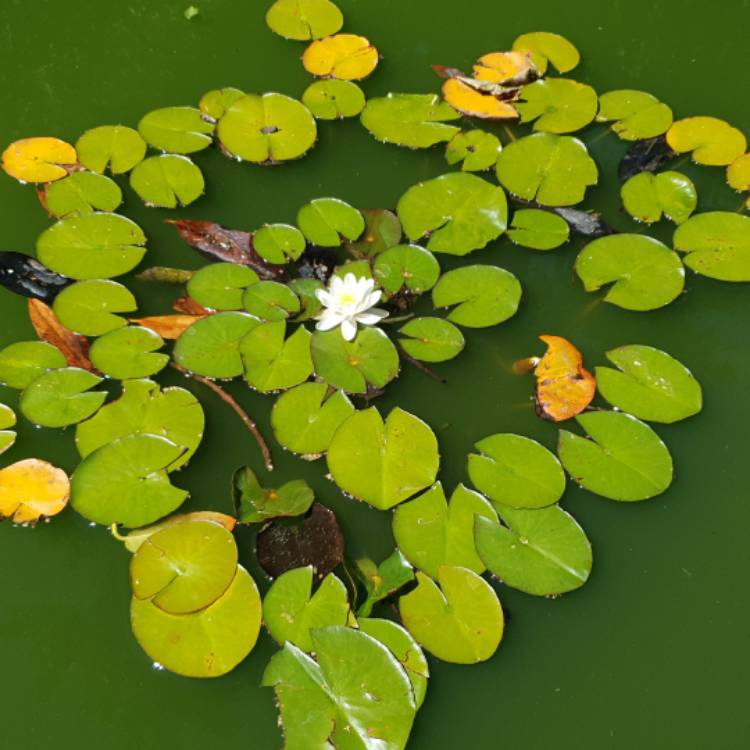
xmin=1 ymin=0 xmax=749 ymax=747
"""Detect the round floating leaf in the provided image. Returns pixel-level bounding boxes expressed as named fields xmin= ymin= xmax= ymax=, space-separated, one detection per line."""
xmin=242 ymin=280 xmax=300 ymax=321
xmin=512 ymin=31 xmax=579 ymax=74
xmin=345 ymin=208 xmax=403 ymax=258
xmin=673 ymin=211 xmax=750 ymax=281
xmin=621 ymin=171 xmax=697 ymax=225
xmin=575 ymin=234 xmax=685 ymax=311
xmin=597 ymin=90 xmax=673 ymax=141
xmin=507 ymin=208 xmax=570 ymax=250
xmin=44 ymin=171 xmax=123 ymax=217
xmin=240 ymin=321 xmax=313 ymax=392
xmin=270 ymin=382 xmax=355 ymax=457
xmin=355 ymin=550 xmax=415 ymax=618
xmin=399 ymin=566 xmax=503 ymax=664
xmin=265 ymin=0 xmax=343 ymax=40
xmin=393 ymin=483 xmax=497 ymax=578
xmin=302 ymin=34 xmax=379 ymax=81
xmin=217 ymin=93 xmax=317 ymax=163
xmin=302 ymin=79 xmax=365 ymax=119
xmin=595 ymin=344 xmax=703 ymax=423
xmin=37 ymin=212 xmax=147 ymax=280
xmin=198 ymin=87 xmax=245 ymax=119
xmin=138 ymin=106 xmax=214 ymax=154
xmin=373 ymin=244 xmax=440 ymax=295
xmin=76 ymin=125 xmax=147 ymax=174
xmin=289 ymin=277 xmax=324 ymax=321
xmin=468 ymin=433 xmax=566 ymax=509
xmin=263 ymin=567 xmax=349 ymax=651
xmin=397 ymin=172 xmax=508 ymax=255
xmin=233 ymin=466 xmax=314 ymax=523
xmin=71 ymin=433 xmax=188 ymax=526
xmin=474 ymin=505 xmax=592 ymax=596
xmin=89 ymin=326 xmax=168 ymax=380
xmin=0 ymin=341 xmax=66 ymax=389
xmin=187 ymin=262 xmax=258 ymax=310
xmin=727 ymin=153 xmax=750 ymax=192
xmin=558 ymin=411 xmax=673 ymax=501
xmin=131 ymin=566 xmax=261 ymax=678
xmin=432 ymin=265 xmax=521 ymax=328
xmin=129 ymin=154 xmax=205 ymax=208
xmin=20 ymin=367 xmax=104 ymax=428
xmin=311 ymin=327 xmax=399 ymax=394
xmin=297 ymin=198 xmax=364 ymax=247
xmin=667 ymin=116 xmax=747 ymax=166
xmin=0 ymin=459 xmax=70 ymax=524
xmin=0 ymin=403 xmax=16 ymax=454
xmin=131 ymin=519 xmax=238 ymax=614
xmin=262 ymin=627 xmax=416 ymax=750
xmin=1 ymin=137 xmax=76 ymax=183
xmin=516 ymin=78 xmax=598 ymax=134
xmin=360 ymin=93 xmax=461 ymax=149
xmin=398 ymin=317 xmax=465 ymax=362
xmin=496 ymin=133 xmax=598 ymax=206
xmin=122 ymin=511 xmax=236 ymax=554
xmin=53 ymin=279 xmax=136 ymax=336
xmin=173 ymin=311 xmax=260 ymax=378
xmin=76 ymin=378 xmax=204 ymax=470
xmin=445 ymin=129 xmax=502 ymax=172
xmin=327 ymin=407 xmax=439 ymax=510
xmin=254 ymin=224 xmax=306 ymax=264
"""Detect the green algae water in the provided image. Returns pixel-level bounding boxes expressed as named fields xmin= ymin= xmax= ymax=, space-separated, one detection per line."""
xmin=1 ymin=0 xmax=749 ymax=747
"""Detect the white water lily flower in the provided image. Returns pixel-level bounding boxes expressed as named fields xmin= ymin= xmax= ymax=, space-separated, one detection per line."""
xmin=314 ymin=273 xmax=389 ymax=341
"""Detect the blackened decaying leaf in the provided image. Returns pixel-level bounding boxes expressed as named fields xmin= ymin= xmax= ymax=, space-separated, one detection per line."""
xmin=551 ymin=207 xmax=614 ymax=238
xmin=27 ymin=298 xmax=95 ymax=371
xmin=0 ymin=251 xmax=73 ymax=302
xmin=294 ymin=247 xmax=339 ymax=282
xmin=618 ymin=135 xmax=677 ymax=182
xmin=255 ymin=502 xmax=344 ymax=580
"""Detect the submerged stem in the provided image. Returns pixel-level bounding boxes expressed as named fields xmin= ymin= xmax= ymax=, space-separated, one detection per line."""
xmin=397 ymin=344 xmax=446 ymax=384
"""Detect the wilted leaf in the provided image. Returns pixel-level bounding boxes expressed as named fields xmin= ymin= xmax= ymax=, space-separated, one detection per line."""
xmin=302 ymin=79 xmax=366 ymax=119
xmin=302 ymin=34 xmax=379 ymax=81
xmin=512 ymin=31 xmax=580 ymax=74
xmin=620 ymin=171 xmax=697 ymax=224
xmin=0 ymin=252 xmax=72 ymax=303
xmin=131 ymin=314 xmax=203 ymax=339
xmin=398 ymin=317 xmax=464 ymax=362
xmin=516 ymin=78 xmax=598 ymax=134
xmin=1 ymin=137 xmax=76 ymax=183
xmin=597 ymin=90 xmax=673 ymax=141
xmin=76 ymin=125 xmax=147 ymax=174
xmin=355 ymin=550 xmax=415 ymax=618
xmin=618 ymin=134 xmax=677 ymax=181
xmin=233 ymin=465 xmax=314 ymax=523
xmin=445 ymin=129 xmax=502 ymax=172
xmin=507 ymin=208 xmax=570 ymax=250
xmin=138 ymin=106 xmax=214 ymax=154
xmin=667 ymin=116 xmax=746 ymax=166
xmin=265 ymin=0 xmax=343 ymax=41
xmin=472 ymin=50 xmax=538 ymax=85
xmin=27 ymin=299 xmax=94 ymax=371
xmin=441 ymin=78 xmax=520 ymax=120
xmin=44 ymin=171 xmax=123 ymax=217
xmin=53 ymin=279 xmax=136 ymax=336
xmin=129 ymin=154 xmax=205 ymax=208
xmin=0 ymin=459 xmax=70 ymax=524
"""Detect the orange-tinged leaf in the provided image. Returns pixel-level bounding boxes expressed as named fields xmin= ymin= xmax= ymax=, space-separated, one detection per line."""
xmin=0 ymin=458 xmax=70 ymax=524
xmin=442 ymin=79 xmax=519 ymax=120
xmin=2 ymin=137 xmax=77 ymax=184
xmin=130 ymin=314 xmax=204 ymax=339
xmin=172 ymin=296 xmax=211 ymax=316
xmin=473 ymin=51 xmax=538 ymax=85
xmin=27 ymin=298 xmax=95 ymax=371
xmin=534 ymin=335 xmax=596 ymax=422
xmin=302 ymin=34 xmax=379 ymax=81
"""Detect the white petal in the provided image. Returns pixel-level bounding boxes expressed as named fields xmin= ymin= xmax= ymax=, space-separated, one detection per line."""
xmin=315 ymin=289 xmax=334 ymax=307
xmin=362 ymin=289 xmax=382 ymax=309
xmin=343 ymin=272 xmax=357 ymax=289
xmin=331 ymin=275 xmax=344 ymax=295
xmin=340 ymin=318 xmax=357 ymax=341
xmin=315 ymin=310 xmax=344 ymax=331
xmin=356 ymin=309 xmax=389 ymax=325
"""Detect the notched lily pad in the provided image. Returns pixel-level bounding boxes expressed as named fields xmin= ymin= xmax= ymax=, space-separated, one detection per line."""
xmin=0 ymin=403 xmax=16 ymax=455
xmin=0 ymin=340 xmax=66 ymax=389
xmin=198 ymin=87 xmax=245 ymax=119
xmin=297 ymin=198 xmax=364 ymax=247
xmin=44 ymin=171 xmax=123 ymax=217
xmin=303 ymin=79 xmax=366 ymax=119
xmin=516 ymin=78 xmax=598 ymax=134
xmin=240 ymin=322 xmax=313 ymax=392
xmin=621 ymin=171 xmax=697 ymax=225
xmin=53 ymin=279 xmax=136 ymax=336
xmin=398 ymin=317 xmax=465 ymax=362
xmin=445 ymin=129 xmax=502 ymax=172
xmin=667 ymin=116 xmax=747 ymax=166
xmin=89 ymin=326 xmax=168 ymax=380
xmin=129 ymin=154 xmax=205 ymax=208
xmin=266 ymin=0 xmax=344 ymax=41
xmin=373 ymin=244 xmax=440 ymax=295
xmin=597 ymin=90 xmax=673 ymax=141
xmin=355 ymin=550 xmax=415 ymax=618
xmin=512 ymin=31 xmax=580 ymax=74
xmin=187 ymin=262 xmax=258 ymax=310
xmin=233 ymin=465 xmax=314 ymax=523
xmin=508 ymin=208 xmax=570 ymax=250
xmin=346 ymin=208 xmax=403 ymax=258
xmin=1 ymin=137 xmax=76 ymax=183
xmin=242 ymin=281 xmax=300 ymax=321
xmin=138 ymin=106 xmax=214 ymax=154
xmin=254 ymin=224 xmax=306 ymax=264
xmin=76 ymin=125 xmax=147 ymax=174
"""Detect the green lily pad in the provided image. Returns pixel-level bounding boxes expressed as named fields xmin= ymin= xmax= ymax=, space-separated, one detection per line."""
xmin=131 ymin=565 xmax=261 ymax=678
xmin=187 ymin=262 xmax=258 ymax=310
xmin=263 ymin=567 xmax=349 ymax=651
xmin=253 ymin=224 xmax=306 ymax=264
xmin=558 ymin=411 xmax=673 ymax=501
xmin=332 ymin=259 xmax=372 ymax=282
xmin=20 ymin=367 xmax=105 ymax=428
xmin=397 ymin=172 xmax=507 ymax=255
xmin=597 ymin=90 xmax=673 ymax=141
xmin=270 ymin=382 xmax=355 ymax=457
xmin=131 ymin=519 xmax=238 ymax=614
xmin=36 ymin=212 xmax=147 ymax=280
xmin=432 ymin=265 xmax=521 ymax=328
xmin=445 ymin=129 xmax=502 ymax=172
xmin=302 ymin=79 xmax=366 ymax=120
xmin=398 ymin=317 xmax=465 ymax=362
xmin=373 ymin=244 xmax=440 ymax=294
xmin=0 ymin=403 xmax=17 ymax=455
xmin=495 ymin=133 xmax=598 ymax=206
xmin=75 ymin=125 xmax=147 ymax=174
xmin=262 ymin=627 xmax=416 ymax=750
xmin=129 ymin=154 xmax=205 ymax=208
xmin=673 ymin=211 xmax=750 ymax=281
xmin=507 ymin=208 xmax=570 ymax=250
xmin=512 ymin=31 xmax=580 ymax=74
xmin=233 ymin=466 xmax=314 ymax=523
xmin=727 ymin=153 xmax=750 ymax=192
xmin=393 ymin=483 xmax=497 ymax=578
xmin=242 ymin=280 xmax=300 ymax=321
xmin=311 ymin=327 xmax=399 ymax=394
xmin=89 ymin=326 xmax=167 ymax=380
xmin=575 ymin=234 xmax=685 ymax=311
xmin=621 ymin=171 xmax=697 ymax=224
xmin=361 ymin=93 xmax=461 ymax=149
xmin=289 ymin=278 xmax=324 ymax=321
xmin=516 ymin=78 xmax=598 ymax=134
xmin=52 ymin=279 xmax=136 ymax=336
xmin=345 ymin=208 xmax=403 ymax=258
xmin=44 ymin=171 xmax=123 ymax=217
xmin=355 ymin=550 xmax=415 ymax=618
xmin=399 ymin=566 xmax=503 ymax=664
xmin=666 ymin=116 xmax=747 ymax=166
xmin=0 ymin=341 xmax=66 ymax=389
xmin=468 ymin=433 xmax=566 ymax=509
xmin=72 ymin=433 xmax=188 ymax=526
xmin=265 ymin=0 xmax=343 ymax=40
xmin=297 ymin=198 xmax=364 ymax=247
xmin=595 ymin=345 xmax=703 ymax=423
xmin=217 ymin=93 xmax=317 ymax=163
xmin=173 ymin=311 xmax=261 ymax=378
xmin=474 ymin=505 xmax=592 ymax=596
xmin=75 ymin=378 xmax=204 ymax=471
xmin=138 ymin=106 xmax=214 ymax=154
xmin=327 ymin=407 xmax=439 ymax=510
xmin=198 ymin=87 xmax=245 ymax=119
